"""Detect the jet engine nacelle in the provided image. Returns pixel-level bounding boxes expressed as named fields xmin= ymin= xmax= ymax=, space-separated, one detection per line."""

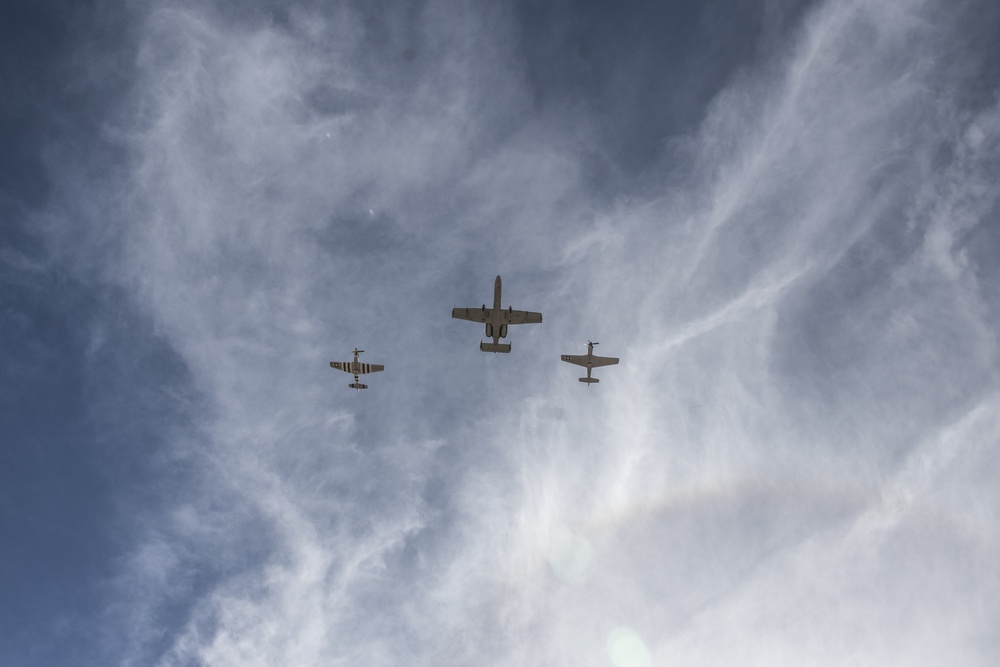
xmin=499 ymin=323 xmax=508 ymax=338
xmin=485 ymin=323 xmax=494 ymax=338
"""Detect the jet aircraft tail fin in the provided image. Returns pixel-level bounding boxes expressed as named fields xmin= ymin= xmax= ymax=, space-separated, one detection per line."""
xmin=578 ymin=377 xmax=599 ymax=384
xmin=349 ymin=382 xmax=368 ymax=390
xmin=480 ymin=341 xmax=512 ymax=353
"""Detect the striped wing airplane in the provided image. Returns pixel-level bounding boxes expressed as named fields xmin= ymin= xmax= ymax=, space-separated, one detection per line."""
xmin=330 ymin=348 xmax=384 ymax=390
xmin=452 ymin=275 xmax=542 ymax=353
xmin=561 ymin=341 xmax=619 ymax=385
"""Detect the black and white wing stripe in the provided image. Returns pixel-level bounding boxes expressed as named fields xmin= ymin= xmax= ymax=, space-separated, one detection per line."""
xmin=330 ymin=362 xmax=385 ymax=375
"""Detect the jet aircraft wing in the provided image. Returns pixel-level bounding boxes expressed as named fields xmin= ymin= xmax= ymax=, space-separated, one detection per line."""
xmin=451 ymin=307 xmax=490 ymax=323
xmin=560 ymin=354 xmax=619 ymax=368
xmin=504 ymin=309 xmax=543 ymax=324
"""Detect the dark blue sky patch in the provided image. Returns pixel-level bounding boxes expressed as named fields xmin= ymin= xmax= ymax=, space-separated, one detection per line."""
xmin=0 ymin=276 xmax=204 ymax=666
xmin=919 ymin=0 xmax=1000 ymax=113
xmin=0 ymin=2 xmax=74 ymax=210
xmin=0 ymin=272 xmax=111 ymax=667
xmin=1 ymin=1 xmax=136 ymax=214
xmin=348 ymin=0 xmax=430 ymax=59
xmin=511 ymin=0 xmax=818 ymax=192
xmin=304 ymin=84 xmax=379 ymax=119
xmin=1 ymin=256 xmax=206 ymax=666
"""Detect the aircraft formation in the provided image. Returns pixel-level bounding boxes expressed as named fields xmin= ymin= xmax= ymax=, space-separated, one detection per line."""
xmin=329 ymin=275 xmax=619 ymax=390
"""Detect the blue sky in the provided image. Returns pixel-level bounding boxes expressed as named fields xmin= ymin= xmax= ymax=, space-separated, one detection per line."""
xmin=2 ymin=0 xmax=1000 ymax=665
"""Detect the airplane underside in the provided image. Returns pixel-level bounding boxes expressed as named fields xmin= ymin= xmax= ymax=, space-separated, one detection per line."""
xmin=482 ymin=321 xmax=511 ymax=352
xmin=484 ymin=322 xmax=508 ymax=339
xmin=451 ymin=276 xmax=542 ymax=353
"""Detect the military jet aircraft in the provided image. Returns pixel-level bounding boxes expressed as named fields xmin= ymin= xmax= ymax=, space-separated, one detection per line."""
xmin=452 ymin=275 xmax=542 ymax=352
xmin=330 ymin=348 xmax=384 ymax=390
xmin=560 ymin=341 xmax=619 ymax=385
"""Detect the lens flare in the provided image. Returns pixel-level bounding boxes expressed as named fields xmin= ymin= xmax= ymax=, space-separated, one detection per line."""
xmin=606 ymin=627 xmax=652 ymax=667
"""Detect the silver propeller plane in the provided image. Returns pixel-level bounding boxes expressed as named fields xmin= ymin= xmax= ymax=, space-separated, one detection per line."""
xmin=561 ymin=341 xmax=619 ymax=385
xmin=452 ymin=275 xmax=542 ymax=353
xmin=330 ymin=348 xmax=384 ymax=390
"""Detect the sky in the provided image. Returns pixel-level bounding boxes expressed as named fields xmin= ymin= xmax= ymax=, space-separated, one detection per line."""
xmin=2 ymin=0 xmax=1000 ymax=665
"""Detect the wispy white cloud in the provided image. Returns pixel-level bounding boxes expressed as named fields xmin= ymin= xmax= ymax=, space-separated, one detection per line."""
xmin=27 ymin=0 xmax=1000 ymax=664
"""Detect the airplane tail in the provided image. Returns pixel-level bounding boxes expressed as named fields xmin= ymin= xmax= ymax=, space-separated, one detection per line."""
xmin=480 ymin=341 xmax=512 ymax=353
xmin=349 ymin=382 xmax=368 ymax=390
xmin=579 ymin=377 xmax=599 ymax=384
